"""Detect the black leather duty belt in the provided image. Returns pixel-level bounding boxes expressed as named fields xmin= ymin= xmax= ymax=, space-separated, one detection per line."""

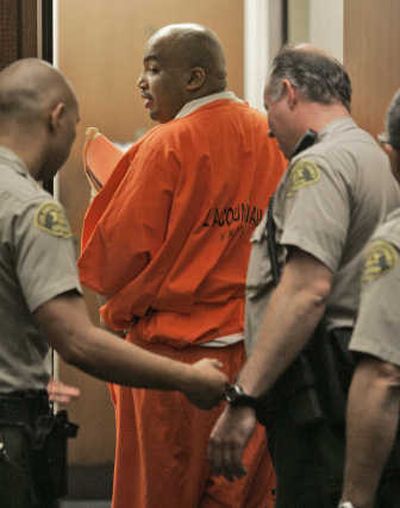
xmin=0 ymin=390 xmax=50 ymax=426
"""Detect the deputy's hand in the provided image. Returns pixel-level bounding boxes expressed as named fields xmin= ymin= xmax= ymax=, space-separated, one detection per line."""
xmin=47 ymin=379 xmax=81 ymax=405
xmin=184 ymin=358 xmax=228 ymax=410
xmin=208 ymin=404 xmax=257 ymax=481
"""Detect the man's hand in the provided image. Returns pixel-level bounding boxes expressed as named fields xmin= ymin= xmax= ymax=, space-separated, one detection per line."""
xmin=47 ymin=379 xmax=81 ymax=405
xmin=208 ymin=404 xmax=257 ymax=480
xmin=184 ymin=358 xmax=228 ymax=410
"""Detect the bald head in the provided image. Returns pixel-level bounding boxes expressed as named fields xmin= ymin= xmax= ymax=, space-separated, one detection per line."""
xmin=0 ymin=59 xmax=79 ymax=180
xmin=0 ymin=58 xmax=77 ymax=127
xmin=146 ymin=23 xmax=227 ymax=93
xmin=138 ymin=24 xmax=228 ymax=123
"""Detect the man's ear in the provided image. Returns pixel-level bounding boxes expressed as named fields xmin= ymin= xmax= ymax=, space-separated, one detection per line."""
xmin=383 ymin=142 xmax=395 ymax=161
xmin=186 ymin=67 xmax=206 ymax=91
xmin=383 ymin=143 xmax=400 ymax=181
xmin=281 ymin=79 xmax=298 ymax=110
xmin=48 ymin=102 xmax=65 ymax=132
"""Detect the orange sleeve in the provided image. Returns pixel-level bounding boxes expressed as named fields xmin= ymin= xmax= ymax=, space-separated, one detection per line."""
xmin=78 ymin=142 xmax=179 ymax=297
xmin=82 ymin=130 xmax=124 ymax=191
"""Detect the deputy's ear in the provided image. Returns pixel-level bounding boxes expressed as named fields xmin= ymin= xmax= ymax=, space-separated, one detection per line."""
xmin=281 ymin=79 xmax=298 ymax=110
xmin=186 ymin=67 xmax=206 ymax=91
xmin=383 ymin=143 xmax=400 ymax=179
xmin=48 ymin=102 xmax=65 ymax=132
xmin=382 ymin=142 xmax=394 ymax=157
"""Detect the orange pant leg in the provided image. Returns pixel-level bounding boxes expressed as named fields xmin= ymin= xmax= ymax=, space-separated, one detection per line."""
xmin=111 ymin=341 xmax=276 ymax=508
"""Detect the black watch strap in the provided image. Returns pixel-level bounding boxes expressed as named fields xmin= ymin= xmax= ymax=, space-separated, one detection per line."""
xmin=223 ymin=383 xmax=258 ymax=408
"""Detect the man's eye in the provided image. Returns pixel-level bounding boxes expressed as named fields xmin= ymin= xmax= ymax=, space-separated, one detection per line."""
xmin=148 ymin=67 xmax=159 ymax=74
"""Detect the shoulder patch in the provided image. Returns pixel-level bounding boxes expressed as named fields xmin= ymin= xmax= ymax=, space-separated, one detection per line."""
xmin=362 ymin=240 xmax=398 ymax=284
xmin=286 ymin=159 xmax=320 ymax=197
xmin=34 ymin=201 xmax=73 ymax=238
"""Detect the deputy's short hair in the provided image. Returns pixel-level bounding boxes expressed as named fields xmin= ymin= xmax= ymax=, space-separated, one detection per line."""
xmin=266 ymin=46 xmax=352 ymax=112
xmin=387 ymin=89 xmax=400 ymax=150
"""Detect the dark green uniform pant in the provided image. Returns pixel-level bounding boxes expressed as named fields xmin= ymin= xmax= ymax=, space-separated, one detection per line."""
xmin=265 ymin=412 xmax=400 ymax=508
xmin=265 ymin=412 xmax=342 ymax=508
xmin=0 ymin=425 xmax=57 ymax=508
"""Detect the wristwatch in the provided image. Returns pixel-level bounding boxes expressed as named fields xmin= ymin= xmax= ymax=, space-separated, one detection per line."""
xmin=338 ymin=502 xmax=355 ymax=508
xmin=223 ymin=383 xmax=258 ymax=408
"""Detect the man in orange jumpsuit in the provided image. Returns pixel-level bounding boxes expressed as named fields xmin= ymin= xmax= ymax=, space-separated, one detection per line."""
xmin=79 ymin=23 xmax=285 ymax=508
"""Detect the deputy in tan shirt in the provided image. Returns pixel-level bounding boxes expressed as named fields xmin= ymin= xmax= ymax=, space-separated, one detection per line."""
xmin=0 ymin=147 xmax=82 ymax=394
xmin=246 ymin=116 xmax=398 ymax=353
xmin=208 ymin=46 xmax=400 ymax=508
xmin=341 ymin=90 xmax=400 ymax=508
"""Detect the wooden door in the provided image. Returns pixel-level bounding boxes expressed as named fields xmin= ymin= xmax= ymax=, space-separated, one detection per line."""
xmin=344 ymin=0 xmax=400 ymax=137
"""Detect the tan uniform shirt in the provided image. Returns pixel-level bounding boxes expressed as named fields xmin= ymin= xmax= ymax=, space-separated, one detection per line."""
xmin=350 ymin=208 xmax=400 ymax=366
xmin=245 ymin=117 xmax=400 ymax=352
xmin=0 ymin=147 xmax=82 ymax=393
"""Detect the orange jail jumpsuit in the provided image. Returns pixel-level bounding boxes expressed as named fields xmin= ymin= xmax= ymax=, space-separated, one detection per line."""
xmin=79 ymin=92 xmax=286 ymax=508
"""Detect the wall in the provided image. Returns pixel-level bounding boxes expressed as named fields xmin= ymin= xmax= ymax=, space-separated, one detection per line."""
xmin=287 ymin=0 xmax=309 ymax=45
xmin=309 ymin=0 xmax=343 ymax=61
xmin=55 ymin=0 xmax=244 ymax=465
xmin=287 ymin=0 xmax=343 ymax=61
xmin=244 ymin=0 xmax=284 ymax=111
xmin=344 ymin=0 xmax=400 ymax=137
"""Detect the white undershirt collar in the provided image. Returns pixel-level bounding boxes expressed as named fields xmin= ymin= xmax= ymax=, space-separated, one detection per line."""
xmin=175 ymin=91 xmax=243 ymax=120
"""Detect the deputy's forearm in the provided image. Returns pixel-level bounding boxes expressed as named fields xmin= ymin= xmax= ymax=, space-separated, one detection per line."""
xmin=342 ymin=357 xmax=400 ymax=508
xmin=239 ymin=280 xmax=326 ymax=397
xmin=35 ymin=294 xmax=200 ymax=394
xmin=68 ymin=325 xmax=198 ymax=392
xmin=238 ymin=250 xmax=331 ymax=397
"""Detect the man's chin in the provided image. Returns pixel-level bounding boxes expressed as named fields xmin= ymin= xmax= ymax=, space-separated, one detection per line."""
xmin=149 ymin=110 xmax=159 ymax=121
xmin=37 ymin=155 xmax=67 ymax=181
xmin=276 ymin=141 xmax=290 ymax=159
xmin=148 ymin=109 xmax=174 ymax=124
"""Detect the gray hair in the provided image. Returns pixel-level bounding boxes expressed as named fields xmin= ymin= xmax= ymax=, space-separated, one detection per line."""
xmin=386 ymin=89 xmax=400 ymax=150
xmin=266 ymin=46 xmax=352 ymax=111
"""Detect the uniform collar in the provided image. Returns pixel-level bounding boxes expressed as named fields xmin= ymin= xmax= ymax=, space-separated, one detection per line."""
xmin=289 ymin=117 xmax=357 ymax=165
xmin=317 ymin=116 xmax=357 ymax=141
xmin=175 ymin=91 xmax=243 ymax=120
xmin=0 ymin=146 xmax=31 ymax=178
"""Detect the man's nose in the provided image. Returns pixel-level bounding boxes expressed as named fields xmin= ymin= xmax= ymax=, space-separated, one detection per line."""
xmin=137 ymin=74 xmax=147 ymax=90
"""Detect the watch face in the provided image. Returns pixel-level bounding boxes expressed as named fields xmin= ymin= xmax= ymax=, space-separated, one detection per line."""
xmin=223 ymin=384 xmax=257 ymax=408
xmin=224 ymin=385 xmax=240 ymax=403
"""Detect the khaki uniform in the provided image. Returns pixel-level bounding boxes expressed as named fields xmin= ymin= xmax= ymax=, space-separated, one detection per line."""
xmin=0 ymin=147 xmax=81 ymax=508
xmin=350 ymin=207 xmax=400 ymax=365
xmin=245 ymin=117 xmax=400 ymax=507
xmin=246 ymin=117 xmax=400 ymax=351
xmin=348 ymin=209 xmax=400 ymax=507
xmin=0 ymin=147 xmax=81 ymax=392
